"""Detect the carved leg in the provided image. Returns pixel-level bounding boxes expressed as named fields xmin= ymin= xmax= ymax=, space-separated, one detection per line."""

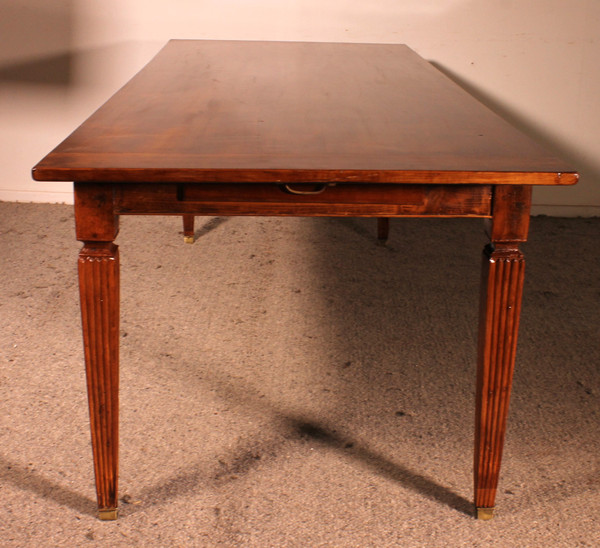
xmin=78 ymin=242 xmax=120 ymax=520
xmin=474 ymin=244 xmax=525 ymax=519
xmin=183 ymin=214 xmax=195 ymax=244
xmin=377 ymin=217 xmax=389 ymax=241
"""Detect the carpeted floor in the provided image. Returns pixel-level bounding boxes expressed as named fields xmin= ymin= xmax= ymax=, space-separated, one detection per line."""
xmin=1 ymin=202 xmax=599 ymax=547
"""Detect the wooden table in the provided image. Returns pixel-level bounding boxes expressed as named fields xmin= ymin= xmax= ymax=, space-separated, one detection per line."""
xmin=32 ymin=40 xmax=578 ymax=521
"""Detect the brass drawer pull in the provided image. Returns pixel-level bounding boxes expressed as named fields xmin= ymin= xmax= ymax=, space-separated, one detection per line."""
xmin=281 ymin=183 xmax=335 ymax=195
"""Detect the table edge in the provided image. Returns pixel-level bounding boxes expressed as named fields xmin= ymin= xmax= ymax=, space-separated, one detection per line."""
xmin=31 ymin=167 xmax=579 ymax=186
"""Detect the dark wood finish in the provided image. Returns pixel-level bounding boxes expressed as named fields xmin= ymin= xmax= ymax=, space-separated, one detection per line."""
xmin=475 ymin=246 xmax=525 ymax=514
xmin=474 ymin=185 xmax=531 ymax=518
xmin=32 ymin=40 xmax=577 ymax=186
xmin=74 ymin=183 xmax=119 ymax=242
xmin=75 ymin=182 xmax=121 ymax=519
xmin=115 ymin=183 xmax=492 ymax=218
xmin=182 ymin=214 xmax=195 ymax=242
xmin=78 ymin=242 xmax=120 ymax=518
xmin=377 ymin=218 xmax=390 ymax=241
xmin=32 ymin=40 xmax=578 ymax=521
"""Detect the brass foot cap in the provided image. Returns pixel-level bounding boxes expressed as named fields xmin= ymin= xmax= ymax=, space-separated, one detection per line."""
xmin=99 ymin=508 xmax=118 ymax=520
xmin=184 ymin=235 xmax=195 ymax=244
xmin=476 ymin=507 xmax=495 ymax=520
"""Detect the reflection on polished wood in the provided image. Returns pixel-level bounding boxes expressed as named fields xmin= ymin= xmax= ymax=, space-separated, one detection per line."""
xmin=32 ymin=40 xmax=577 ymax=521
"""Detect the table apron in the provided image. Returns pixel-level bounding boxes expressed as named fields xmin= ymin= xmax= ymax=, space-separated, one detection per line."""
xmin=113 ymin=183 xmax=492 ymax=217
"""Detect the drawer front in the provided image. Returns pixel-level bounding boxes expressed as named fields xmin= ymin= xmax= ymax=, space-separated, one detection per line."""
xmin=115 ymin=183 xmax=492 ymax=217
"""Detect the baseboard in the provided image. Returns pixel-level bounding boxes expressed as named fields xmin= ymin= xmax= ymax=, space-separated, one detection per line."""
xmin=0 ymin=190 xmax=74 ymax=205
xmin=531 ymin=204 xmax=600 ymax=217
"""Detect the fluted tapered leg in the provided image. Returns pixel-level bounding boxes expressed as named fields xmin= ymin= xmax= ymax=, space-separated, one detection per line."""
xmin=78 ymin=242 xmax=120 ymax=520
xmin=474 ymin=244 xmax=525 ymax=519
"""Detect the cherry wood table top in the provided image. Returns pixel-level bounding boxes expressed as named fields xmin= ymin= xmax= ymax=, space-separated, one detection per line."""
xmin=32 ymin=40 xmax=577 ymax=186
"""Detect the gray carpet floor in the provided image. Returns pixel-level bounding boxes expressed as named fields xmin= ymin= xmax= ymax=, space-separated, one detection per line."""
xmin=1 ymin=202 xmax=599 ymax=547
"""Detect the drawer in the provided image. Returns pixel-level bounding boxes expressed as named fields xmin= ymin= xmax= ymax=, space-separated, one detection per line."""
xmin=115 ymin=183 xmax=492 ymax=217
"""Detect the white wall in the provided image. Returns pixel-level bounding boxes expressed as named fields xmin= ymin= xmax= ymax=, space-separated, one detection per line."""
xmin=1 ymin=0 xmax=598 ymax=215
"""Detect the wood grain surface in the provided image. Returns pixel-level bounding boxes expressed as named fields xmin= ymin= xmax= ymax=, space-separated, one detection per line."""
xmin=32 ymin=40 xmax=577 ymax=185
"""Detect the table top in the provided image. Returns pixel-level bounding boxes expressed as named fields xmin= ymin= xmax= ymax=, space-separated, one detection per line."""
xmin=32 ymin=40 xmax=577 ymax=186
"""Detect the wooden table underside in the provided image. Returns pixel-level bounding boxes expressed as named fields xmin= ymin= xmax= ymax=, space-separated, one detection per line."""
xmin=32 ymin=40 xmax=578 ymax=521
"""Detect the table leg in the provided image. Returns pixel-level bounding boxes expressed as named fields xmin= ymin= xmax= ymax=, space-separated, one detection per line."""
xmin=474 ymin=244 xmax=525 ymax=519
xmin=183 ymin=214 xmax=195 ymax=244
xmin=377 ymin=217 xmax=390 ymax=241
xmin=78 ymin=242 xmax=120 ymax=520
